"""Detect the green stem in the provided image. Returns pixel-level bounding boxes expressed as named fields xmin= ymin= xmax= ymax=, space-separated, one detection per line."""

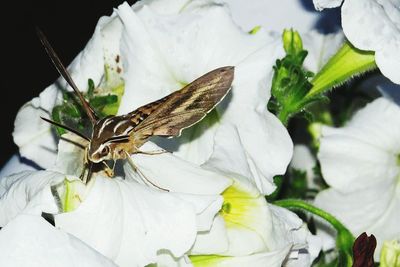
xmin=274 ymin=199 xmax=355 ymax=266
xmin=305 ymin=40 xmax=376 ymax=99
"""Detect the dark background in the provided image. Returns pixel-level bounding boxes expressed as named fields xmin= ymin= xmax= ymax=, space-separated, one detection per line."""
xmin=0 ymin=0 xmax=135 ymax=167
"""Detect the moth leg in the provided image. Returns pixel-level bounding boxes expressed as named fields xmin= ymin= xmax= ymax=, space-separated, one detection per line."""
xmin=80 ymin=147 xmax=89 ymax=182
xmin=85 ymin=162 xmax=94 ymax=184
xmin=102 ymin=160 xmax=115 ymax=177
xmin=125 ymin=151 xmax=169 ymax=192
xmin=134 ymin=145 xmax=169 ymax=156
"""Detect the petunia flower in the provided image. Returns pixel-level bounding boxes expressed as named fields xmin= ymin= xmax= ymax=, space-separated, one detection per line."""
xmin=315 ymin=97 xmax=400 ymax=260
xmin=0 ymin=134 xmax=232 ymax=266
xmin=152 ymin=173 xmax=321 ymax=266
xmin=312 ymin=0 xmax=400 ymax=84
xmin=190 ymin=175 xmax=321 ymax=266
xmin=10 ymin=0 xmax=293 ymax=195
xmin=116 ymin=0 xmax=292 ymax=194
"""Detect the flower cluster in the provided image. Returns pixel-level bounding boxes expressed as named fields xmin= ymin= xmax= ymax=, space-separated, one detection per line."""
xmin=1 ymin=0 xmax=319 ymax=266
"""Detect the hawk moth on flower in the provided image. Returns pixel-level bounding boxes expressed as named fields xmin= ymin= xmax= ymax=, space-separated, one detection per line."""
xmin=37 ymin=29 xmax=234 ymax=184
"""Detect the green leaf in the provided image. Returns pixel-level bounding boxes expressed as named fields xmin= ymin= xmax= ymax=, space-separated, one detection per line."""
xmin=307 ymin=41 xmax=376 ymax=98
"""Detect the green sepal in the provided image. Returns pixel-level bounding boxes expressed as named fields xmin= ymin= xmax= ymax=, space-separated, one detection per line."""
xmin=248 ymin=25 xmax=261 ymax=35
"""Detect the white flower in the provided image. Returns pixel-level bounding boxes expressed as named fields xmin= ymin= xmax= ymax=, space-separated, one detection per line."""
xmin=12 ymin=0 xmax=293 ymax=195
xmin=185 ymin=173 xmax=320 ymax=266
xmin=0 ymin=135 xmax=232 ymax=266
xmin=312 ymin=0 xmax=400 ymax=84
xmin=223 ymin=0 xmax=327 ymax=33
xmin=0 ymin=214 xmax=116 ymax=267
xmin=0 ymin=170 xmax=224 ymax=266
xmin=315 ymin=97 xmax=400 ymax=259
xmin=116 ymin=0 xmax=292 ymax=194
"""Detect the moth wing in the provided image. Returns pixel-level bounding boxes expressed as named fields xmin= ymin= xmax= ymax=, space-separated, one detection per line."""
xmin=132 ymin=66 xmax=234 ymax=137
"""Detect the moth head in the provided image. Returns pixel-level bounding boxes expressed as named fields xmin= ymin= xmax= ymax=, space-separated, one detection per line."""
xmin=88 ymin=134 xmax=131 ymax=163
xmin=88 ymin=141 xmax=112 ymax=163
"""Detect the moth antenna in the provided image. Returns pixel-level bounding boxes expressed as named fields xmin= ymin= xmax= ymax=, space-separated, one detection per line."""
xmin=41 ymin=116 xmax=90 ymax=141
xmin=36 ymin=28 xmax=98 ymax=125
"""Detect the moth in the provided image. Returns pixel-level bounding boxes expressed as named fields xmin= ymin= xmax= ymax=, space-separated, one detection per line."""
xmin=37 ymin=29 xmax=234 ymax=184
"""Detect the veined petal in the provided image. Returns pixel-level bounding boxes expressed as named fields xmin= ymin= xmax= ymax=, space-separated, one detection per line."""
xmin=269 ymin=206 xmax=322 ymax=266
xmin=12 ymin=100 xmax=58 ymax=168
xmin=319 ymin=98 xmax=400 ymax=192
xmin=225 ymin=0 xmax=323 ymax=33
xmin=375 ymin=40 xmax=400 ymax=85
xmin=55 ymin=174 xmax=223 ymax=267
xmin=0 ymin=215 xmax=116 ymax=267
xmin=206 ymin=117 xmax=291 ymax=195
xmin=341 ymin=0 xmax=400 ymax=84
xmin=342 ymin=0 xmax=395 ymax=52
xmin=301 ymin=30 xmax=345 ymax=73
xmin=315 ymin=182 xmax=400 ymax=260
xmin=126 ymin=141 xmax=232 ymax=195
xmin=0 ymin=170 xmax=64 ymax=226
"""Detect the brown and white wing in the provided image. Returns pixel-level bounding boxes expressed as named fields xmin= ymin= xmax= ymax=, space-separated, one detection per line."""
xmin=132 ymin=66 xmax=234 ymax=137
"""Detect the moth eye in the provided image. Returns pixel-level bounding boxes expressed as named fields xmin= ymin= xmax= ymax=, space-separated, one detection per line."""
xmin=101 ymin=146 xmax=110 ymax=155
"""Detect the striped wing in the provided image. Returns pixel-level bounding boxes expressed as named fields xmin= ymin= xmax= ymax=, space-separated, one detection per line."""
xmin=132 ymin=66 xmax=234 ymax=137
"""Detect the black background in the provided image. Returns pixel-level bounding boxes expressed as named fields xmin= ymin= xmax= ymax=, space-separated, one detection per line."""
xmin=0 ymin=0 xmax=136 ymax=167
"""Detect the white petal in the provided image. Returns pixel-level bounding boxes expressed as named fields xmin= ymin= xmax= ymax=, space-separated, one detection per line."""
xmin=52 ymin=133 xmax=88 ymax=177
xmin=315 ymin=182 xmax=400 ymax=260
xmin=269 ymin=206 xmax=322 ymax=266
xmin=0 ymin=154 xmax=38 ymax=179
xmin=133 ymin=0 xmax=198 ymax=14
xmin=126 ymin=142 xmax=232 ymax=195
xmin=117 ymin=2 xmax=177 ymax=115
xmin=217 ymin=43 xmax=293 ymax=194
xmin=341 ymin=0 xmax=400 ymax=84
xmin=12 ymin=99 xmax=58 ymax=168
xmin=302 ymin=30 xmax=345 ymax=73
xmin=342 ymin=0 xmax=398 ymax=51
xmin=191 ymin=176 xmax=316 ymax=258
xmin=0 ymin=215 xmax=116 ymax=267
xmin=118 ymin=0 xmax=270 ymax=112
xmin=0 ymin=170 xmax=64 ymax=226
xmin=375 ymin=40 xmax=400 ymax=84
xmin=312 ymin=0 xmax=343 ymax=11
xmin=191 ymin=216 xmax=229 ymax=254
xmin=55 ymin=175 xmax=223 ymax=266
xmin=319 ymin=97 xmax=400 ymax=192
xmin=226 ymin=0 xmax=324 ymax=33
xmin=208 ymin=112 xmax=292 ymax=195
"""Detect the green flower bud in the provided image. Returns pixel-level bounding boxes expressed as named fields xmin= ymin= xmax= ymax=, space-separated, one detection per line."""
xmin=380 ymin=240 xmax=400 ymax=267
xmin=283 ymin=29 xmax=303 ymax=56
